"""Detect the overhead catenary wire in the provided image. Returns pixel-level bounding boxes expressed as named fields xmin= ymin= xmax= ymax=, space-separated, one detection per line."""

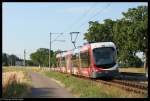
xmin=51 ymin=3 xmax=98 ymax=43
xmin=68 ymin=3 xmax=111 ymax=48
xmin=51 ymin=33 xmax=63 ymax=43
xmin=51 ymin=3 xmax=111 ymax=49
xmin=64 ymin=3 xmax=98 ymax=33
xmin=74 ymin=3 xmax=111 ymax=31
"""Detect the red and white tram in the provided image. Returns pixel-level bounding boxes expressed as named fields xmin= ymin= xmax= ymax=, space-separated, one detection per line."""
xmin=55 ymin=42 xmax=119 ymax=78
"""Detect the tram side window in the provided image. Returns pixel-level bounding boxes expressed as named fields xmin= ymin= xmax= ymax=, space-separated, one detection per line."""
xmin=72 ymin=53 xmax=79 ymax=67
xmin=80 ymin=51 xmax=90 ymax=68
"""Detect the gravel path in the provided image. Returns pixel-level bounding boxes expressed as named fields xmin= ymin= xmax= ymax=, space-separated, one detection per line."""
xmin=29 ymin=72 xmax=75 ymax=98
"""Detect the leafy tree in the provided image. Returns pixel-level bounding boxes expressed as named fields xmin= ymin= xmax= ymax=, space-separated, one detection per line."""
xmin=84 ymin=19 xmax=115 ymax=42
xmin=114 ymin=5 xmax=148 ymax=68
xmin=8 ymin=54 xmax=19 ymax=66
xmin=30 ymin=48 xmax=56 ymax=67
xmin=25 ymin=60 xmax=37 ymax=66
xmin=84 ymin=5 xmax=147 ymax=68
xmin=2 ymin=53 xmax=9 ymax=66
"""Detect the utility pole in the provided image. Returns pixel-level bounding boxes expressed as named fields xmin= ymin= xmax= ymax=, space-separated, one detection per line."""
xmin=49 ymin=32 xmax=65 ymax=69
xmin=49 ymin=33 xmax=51 ymax=69
xmin=24 ymin=49 xmax=26 ymax=67
xmin=11 ymin=58 xmax=12 ymax=67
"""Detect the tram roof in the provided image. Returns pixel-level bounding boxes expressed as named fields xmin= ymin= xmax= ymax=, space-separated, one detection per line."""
xmin=90 ymin=42 xmax=116 ymax=49
xmin=56 ymin=42 xmax=116 ymax=57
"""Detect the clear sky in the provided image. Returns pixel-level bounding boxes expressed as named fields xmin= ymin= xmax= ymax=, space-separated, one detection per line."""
xmin=2 ymin=2 xmax=147 ymax=60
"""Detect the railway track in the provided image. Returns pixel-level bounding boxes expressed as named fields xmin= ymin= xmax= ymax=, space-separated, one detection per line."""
xmin=95 ymin=79 xmax=148 ymax=95
xmin=75 ymin=75 xmax=148 ymax=95
xmin=111 ymin=79 xmax=148 ymax=90
xmin=48 ymin=69 xmax=148 ymax=95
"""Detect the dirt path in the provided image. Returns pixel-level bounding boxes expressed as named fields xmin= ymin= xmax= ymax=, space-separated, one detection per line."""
xmin=28 ymin=72 xmax=75 ymax=98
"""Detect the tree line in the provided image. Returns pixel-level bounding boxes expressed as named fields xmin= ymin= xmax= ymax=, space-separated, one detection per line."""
xmin=2 ymin=48 xmax=57 ymax=67
xmin=2 ymin=53 xmax=36 ymax=66
xmin=2 ymin=53 xmax=18 ymax=66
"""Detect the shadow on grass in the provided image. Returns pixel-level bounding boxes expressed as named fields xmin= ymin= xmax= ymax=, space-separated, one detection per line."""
xmin=2 ymin=81 xmax=32 ymax=98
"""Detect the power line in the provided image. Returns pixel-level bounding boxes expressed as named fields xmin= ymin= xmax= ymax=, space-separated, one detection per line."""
xmin=75 ymin=3 xmax=111 ymax=30
xmin=64 ymin=3 xmax=97 ymax=32
xmin=51 ymin=33 xmax=63 ymax=43
xmin=66 ymin=4 xmax=111 ymax=48
xmin=51 ymin=3 xmax=111 ymax=51
xmin=51 ymin=3 xmax=97 ymax=43
xmin=49 ymin=32 xmax=65 ymax=68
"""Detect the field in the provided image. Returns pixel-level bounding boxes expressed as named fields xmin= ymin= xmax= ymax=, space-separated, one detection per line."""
xmin=2 ymin=67 xmax=31 ymax=98
xmin=2 ymin=66 xmax=147 ymax=98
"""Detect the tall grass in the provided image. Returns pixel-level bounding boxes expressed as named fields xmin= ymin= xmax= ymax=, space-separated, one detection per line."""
xmin=2 ymin=71 xmax=31 ymax=98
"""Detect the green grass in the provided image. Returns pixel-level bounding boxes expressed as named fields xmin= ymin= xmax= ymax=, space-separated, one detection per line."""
xmin=3 ymin=81 xmax=30 ymax=98
xmin=42 ymin=71 xmax=146 ymax=98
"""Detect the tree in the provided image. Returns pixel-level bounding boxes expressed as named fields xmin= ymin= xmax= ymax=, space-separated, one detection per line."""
xmin=122 ymin=6 xmax=148 ymax=69
xmin=84 ymin=5 xmax=147 ymax=68
xmin=2 ymin=53 xmax=9 ymax=66
xmin=26 ymin=60 xmax=37 ymax=66
xmin=84 ymin=19 xmax=115 ymax=43
xmin=8 ymin=54 xmax=19 ymax=66
xmin=114 ymin=5 xmax=148 ymax=68
xmin=30 ymin=48 xmax=56 ymax=67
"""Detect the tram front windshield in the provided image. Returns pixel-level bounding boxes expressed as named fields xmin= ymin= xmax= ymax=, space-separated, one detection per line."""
xmin=93 ymin=47 xmax=116 ymax=67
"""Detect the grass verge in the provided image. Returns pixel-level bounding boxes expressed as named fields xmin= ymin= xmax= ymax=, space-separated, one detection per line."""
xmin=41 ymin=71 xmax=147 ymax=98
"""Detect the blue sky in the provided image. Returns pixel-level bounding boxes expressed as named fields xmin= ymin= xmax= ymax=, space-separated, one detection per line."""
xmin=2 ymin=2 xmax=147 ymax=60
